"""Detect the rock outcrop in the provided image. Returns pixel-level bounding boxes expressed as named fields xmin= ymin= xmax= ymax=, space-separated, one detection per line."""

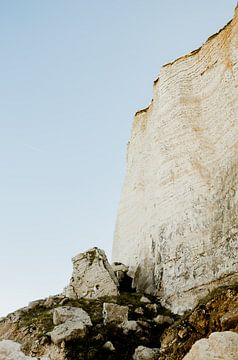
xmin=48 ymin=306 xmax=92 ymax=344
xmin=113 ymin=5 xmax=238 ymax=313
xmin=0 ymin=340 xmax=49 ymax=360
xmin=64 ymin=247 xmax=119 ymax=299
xmin=159 ymin=284 xmax=238 ymax=359
xmin=0 ymin=249 xmax=237 ymax=359
xmin=182 ymin=331 xmax=238 ymax=360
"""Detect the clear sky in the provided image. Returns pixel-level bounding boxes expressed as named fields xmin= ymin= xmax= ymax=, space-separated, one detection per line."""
xmin=0 ymin=0 xmax=237 ymax=317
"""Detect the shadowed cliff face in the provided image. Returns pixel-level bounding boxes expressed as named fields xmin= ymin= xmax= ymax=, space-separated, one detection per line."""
xmin=112 ymin=5 xmax=238 ymax=314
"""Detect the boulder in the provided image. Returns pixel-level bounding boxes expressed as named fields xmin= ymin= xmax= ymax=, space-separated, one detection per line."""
xmin=48 ymin=320 xmax=87 ymax=344
xmin=103 ymin=303 xmax=128 ymax=325
xmin=120 ymin=320 xmax=140 ymax=334
xmin=183 ymin=331 xmax=238 ymax=360
xmin=102 ymin=341 xmax=115 ymax=351
xmin=49 ymin=306 xmax=92 ymax=345
xmin=0 ymin=340 xmax=49 ymax=360
xmin=153 ymin=314 xmax=174 ymax=326
xmin=140 ymin=296 xmax=151 ymax=304
xmin=132 ymin=345 xmax=160 ymax=360
xmin=64 ymin=247 xmax=119 ymax=299
xmin=53 ymin=306 xmax=92 ymax=326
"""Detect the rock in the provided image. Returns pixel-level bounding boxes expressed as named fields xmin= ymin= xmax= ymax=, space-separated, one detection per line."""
xmin=111 ymin=262 xmax=132 ymax=291
xmin=49 ymin=306 xmax=92 ymax=345
xmin=153 ymin=314 xmax=174 ymax=326
xmin=53 ymin=306 xmax=92 ymax=326
xmin=220 ymin=308 xmax=238 ymax=330
xmin=140 ymin=296 xmax=151 ymax=304
xmin=44 ymin=297 xmax=56 ymax=309
xmin=146 ymin=304 xmax=157 ymax=316
xmin=111 ymin=262 xmax=129 ymax=281
xmin=183 ymin=331 xmax=238 ymax=360
xmin=135 ymin=307 xmax=144 ymax=316
xmin=132 ymin=345 xmax=160 ymax=360
xmin=64 ymin=247 xmax=119 ymax=299
xmin=102 ymin=341 xmax=115 ymax=351
xmin=103 ymin=303 xmax=128 ymax=325
xmin=112 ymin=5 xmax=238 ymax=313
xmin=48 ymin=320 xmax=87 ymax=344
xmin=120 ymin=320 xmax=140 ymax=334
xmin=0 ymin=340 xmax=49 ymax=359
xmin=27 ymin=300 xmax=43 ymax=310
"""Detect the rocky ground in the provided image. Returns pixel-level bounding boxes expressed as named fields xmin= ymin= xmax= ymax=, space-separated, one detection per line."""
xmin=0 ymin=284 xmax=237 ymax=359
xmin=0 ymin=248 xmax=237 ymax=359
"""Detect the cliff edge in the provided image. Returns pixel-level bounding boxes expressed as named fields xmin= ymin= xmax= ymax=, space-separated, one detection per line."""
xmin=112 ymin=5 xmax=238 ymax=314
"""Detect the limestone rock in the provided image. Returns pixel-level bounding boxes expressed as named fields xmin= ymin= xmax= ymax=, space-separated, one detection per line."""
xmin=64 ymin=247 xmax=119 ymax=299
xmin=103 ymin=303 xmax=128 ymax=325
xmin=102 ymin=341 xmax=115 ymax=351
xmin=132 ymin=345 xmax=160 ymax=360
xmin=183 ymin=331 xmax=238 ymax=360
xmin=140 ymin=296 xmax=151 ymax=304
xmin=153 ymin=314 xmax=174 ymax=326
xmin=135 ymin=307 xmax=144 ymax=316
xmin=0 ymin=340 xmax=49 ymax=360
xmin=53 ymin=306 xmax=92 ymax=326
xmin=49 ymin=306 xmax=92 ymax=345
xmin=48 ymin=320 xmax=87 ymax=344
xmin=120 ymin=320 xmax=140 ymax=334
xmin=113 ymin=5 xmax=238 ymax=313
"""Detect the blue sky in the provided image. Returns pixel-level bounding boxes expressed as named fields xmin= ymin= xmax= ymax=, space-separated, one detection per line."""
xmin=0 ymin=0 xmax=237 ymax=316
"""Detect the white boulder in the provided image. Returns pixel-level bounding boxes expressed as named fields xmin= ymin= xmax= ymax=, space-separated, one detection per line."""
xmin=183 ymin=331 xmax=238 ymax=360
xmin=0 ymin=340 xmax=49 ymax=360
xmin=132 ymin=345 xmax=160 ymax=360
xmin=64 ymin=247 xmax=119 ymax=299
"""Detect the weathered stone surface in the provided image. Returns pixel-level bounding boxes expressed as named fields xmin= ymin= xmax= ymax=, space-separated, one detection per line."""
xmin=220 ymin=308 xmax=238 ymax=330
xmin=153 ymin=314 xmax=174 ymax=326
xmin=64 ymin=247 xmax=119 ymax=299
xmin=49 ymin=306 xmax=92 ymax=345
xmin=0 ymin=340 xmax=49 ymax=360
xmin=135 ymin=307 xmax=144 ymax=316
xmin=132 ymin=345 xmax=160 ymax=360
xmin=113 ymin=5 xmax=238 ymax=313
xmin=140 ymin=296 xmax=151 ymax=304
xmin=111 ymin=262 xmax=129 ymax=281
xmin=102 ymin=341 xmax=115 ymax=351
xmin=53 ymin=306 xmax=92 ymax=326
xmin=103 ymin=303 xmax=128 ymax=325
xmin=120 ymin=320 xmax=140 ymax=334
xmin=48 ymin=320 xmax=87 ymax=344
xmin=159 ymin=285 xmax=238 ymax=360
xmin=183 ymin=331 xmax=238 ymax=360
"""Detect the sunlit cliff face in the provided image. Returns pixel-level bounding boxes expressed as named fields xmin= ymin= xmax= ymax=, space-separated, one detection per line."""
xmin=113 ymin=5 xmax=238 ymax=314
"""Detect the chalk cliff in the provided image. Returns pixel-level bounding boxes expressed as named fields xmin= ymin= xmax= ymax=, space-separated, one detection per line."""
xmin=112 ymin=5 xmax=238 ymax=313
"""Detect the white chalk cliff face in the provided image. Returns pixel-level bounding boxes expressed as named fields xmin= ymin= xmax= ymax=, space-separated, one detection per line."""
xmin=113 ymin=6 xmax=238 ymax=314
